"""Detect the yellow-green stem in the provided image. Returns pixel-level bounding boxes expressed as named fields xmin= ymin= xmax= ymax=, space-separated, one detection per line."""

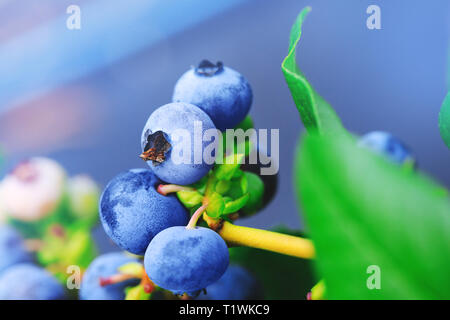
xmin=203 ymin=214 xmax=315 ymax=259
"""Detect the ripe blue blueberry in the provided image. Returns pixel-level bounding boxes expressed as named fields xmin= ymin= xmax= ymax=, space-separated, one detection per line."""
xmin=140 ymin=102 xmax=218 ymax=185
xmin=99 ymin=169 xmax=189 ymax=255
xmin=358 ymin=131 xmax=414 ymax=165
xmin=80 ymin=252 xmax=140 ymax=300
xmin=144 ymin=226 xmax=229 ymax=296
xmin=197 ymin=265 xmax=263 ymax=300
xmin=0 ymin=225 xmax=32 ymax=274
xmin=173 ymin=60 xmax=253 ymax=131
xmin=0 ymin=264 xmax=65 ymax=300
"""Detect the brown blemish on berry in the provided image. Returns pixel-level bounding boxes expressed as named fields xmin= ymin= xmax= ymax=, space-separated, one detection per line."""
xmin=140 ymin=131 xmax=171 ymax=165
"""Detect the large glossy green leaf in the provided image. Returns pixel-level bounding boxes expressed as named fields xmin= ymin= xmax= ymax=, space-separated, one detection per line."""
xmin=229 ymin=227 xmax=316 ymax=300
xmin=282 ymin=7 xmax=344 ymax=135
xmin=296 ymin=133 xmax=450 ymax=299
xmin=439 ymin=92 xmax=450 ymax=149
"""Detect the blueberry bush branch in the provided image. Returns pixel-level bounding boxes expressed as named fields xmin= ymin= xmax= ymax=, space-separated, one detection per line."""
xmin=202 ymin=214 xmax=315 ymax=259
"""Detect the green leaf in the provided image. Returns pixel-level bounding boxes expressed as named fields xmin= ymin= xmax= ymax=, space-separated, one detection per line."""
xmin=281 ymin=7 xmax=344 ymax=135
xmin=176 ymin=190 xmax=203 ymax=208
xmin=222 ymin=196 xmax=233 ymax=203
xmin=205 ymin=192 xmax=225 ymax=218
xmin=221 ymin=116 xmax=255 ymax=156
xmin=240 ymin=173 xmax=248 ymax=194
xmin=223 ymin=193 xmax=249 ymax=214
xmin=232 ymin=168 xmax=243 ymax=179
xmin=59 ymin=229 xmax=97 ymax=269
xmin=225 ymin=179 xmax=244 ymax=200
xmin=296 ymin=132 xmax=450 ymax=299
xmin=189 ymin=175 xmax=208 ymax=194
xmin=214 ymin=153 xmax=245 ymax=180
xmin=215 ymin=180 xmax=231 ymax=194
xmin=439 ymin=92 xmax=450 ymax=149
xmin=235 ymin=115 xmax=254 ymax=131
xmin=222 ymin=174 xmax=248 ymax=201
xmin=241 ymin=172 xmax=264 ymax=216
xmin=36 ymin=225 xmax=97 ymax=271
xmin=229 ymin=226 xmax=316 ymax=299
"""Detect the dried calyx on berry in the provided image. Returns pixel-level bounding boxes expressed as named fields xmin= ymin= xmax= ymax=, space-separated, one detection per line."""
xmin=140 ymin=131 xmax=171 ymax=165
xmin=195 ymin=60 xmax=224 ymax=77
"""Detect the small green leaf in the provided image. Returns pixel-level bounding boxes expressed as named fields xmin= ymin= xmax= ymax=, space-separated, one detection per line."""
xmin=439 ymin=92 xmax=450 ymax=149
xmin=118 ymin=262 xmax=144 ymax=278
xmin=189 ymin=175 xmax=208 ymax=194
xmin=37 ymin=227 xmax=97 ymax=270
xmin=232 ymin=168 xmax=243 ymax=179
xmin=176 ymin=190 xmax=203 ymax=208
xmin=215 ymin=180 xmax=231 ymax=194
xmin=281 ymin=7 xmax=344 ymax=135
xmin=240 ymin=173 xmax=248 ymax=194
xmin=241 ymin=172 xmax=264 ymax=216
xmin=223 ymin=193 xmax=249 ymax=214
xmin=235 ymin=115 xmax=254 ymax=131
xmin=60 ymin=229 xmax=97 ymax=269
xmin=224 ymin=176 xmax=246 ymax=200
xmin=222 ymin=196 xmax=233 ymax=203
xmin=296 ymin=132 xmax=450 ymax=299
xmin=205 ymin=192 xmax=225 ymax=218
xmin=221 ymin=116 xmax=255 ymax=156
xmin=215 ymin=153 xmax=245 ymax=180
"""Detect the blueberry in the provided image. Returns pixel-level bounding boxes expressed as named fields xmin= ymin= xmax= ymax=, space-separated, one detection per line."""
xmin=197 ymin=265 xmax=263 ymax=300
xmin=144 ymin=226 xmax=229 ymax=296
xmin=140 ymin=102 xmax=218 ymax=185
xmin=173 ymin=60 xmax=253 ymax=131
xmin=358 ymin=131 xmax=414 ymax=165
xmin=99 ymin=169 xmax=189 ymax=255
xmin=80 ymin=252 xmax=140 ymax=300
xmin=0 ymin=264 xmax=66 ymax=300
xmin=0 ymin=225 xmax=32 ymax=274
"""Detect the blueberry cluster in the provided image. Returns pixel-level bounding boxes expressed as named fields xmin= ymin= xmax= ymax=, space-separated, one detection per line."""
xmin=94 ymin=61 xmax=273 ymax=299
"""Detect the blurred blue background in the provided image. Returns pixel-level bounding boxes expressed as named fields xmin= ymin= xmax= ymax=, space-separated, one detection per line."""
xmin=0 ymin=0 xmax=449 ymax=252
